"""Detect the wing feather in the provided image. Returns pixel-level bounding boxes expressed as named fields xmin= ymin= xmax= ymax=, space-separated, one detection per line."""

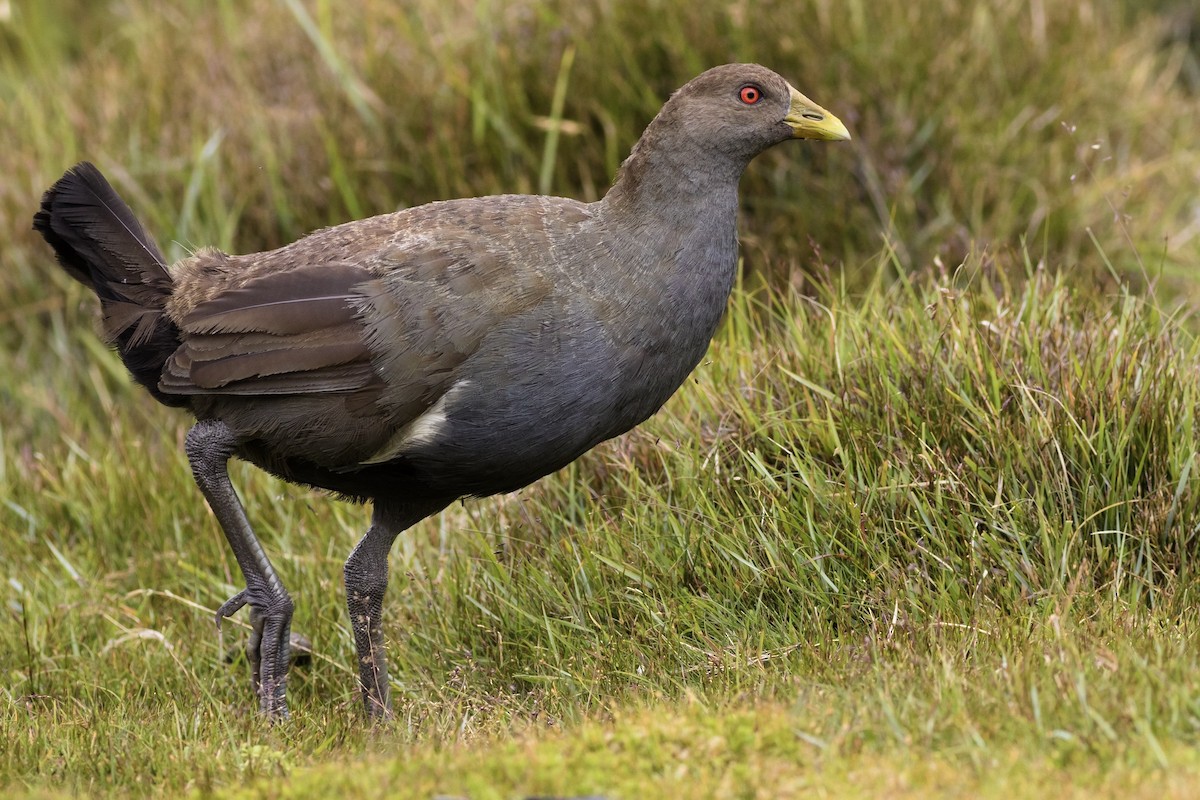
xmin=161 ymin=262 xmax=377 ymax=398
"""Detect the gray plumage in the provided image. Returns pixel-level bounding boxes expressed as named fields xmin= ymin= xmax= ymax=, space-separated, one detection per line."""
xmin=33 ymin=63 xmax=849 ymax=720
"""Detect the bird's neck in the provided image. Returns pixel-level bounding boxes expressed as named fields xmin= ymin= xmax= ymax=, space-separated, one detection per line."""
xmin=601 ymin=129 xmax=746 ymax=225
xmin=609 ymin=140 xmax=742 ymax=311
xmin=595 ymin=139 xmax=747 ymax=403
xmin=599 ymin=138 xmax=745 ymax=290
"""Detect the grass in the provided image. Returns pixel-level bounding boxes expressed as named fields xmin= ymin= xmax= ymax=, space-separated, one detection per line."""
xmin=3 ymin=0 xmax=1200 ymax=797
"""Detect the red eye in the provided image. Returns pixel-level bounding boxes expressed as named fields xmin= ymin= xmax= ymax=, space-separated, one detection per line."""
xmin=739 ymin=85 xmax=762 ymax=105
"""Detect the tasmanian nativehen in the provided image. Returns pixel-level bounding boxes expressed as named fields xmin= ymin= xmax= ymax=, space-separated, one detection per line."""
xmin=34 ymin=64 xmax=849 ymax=720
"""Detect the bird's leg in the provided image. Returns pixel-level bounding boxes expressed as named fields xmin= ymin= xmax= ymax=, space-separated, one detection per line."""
xmin=344 ymin=498 xmax=448 ymax=720
xmin=186 ymin=420 xmax=293 ymax=719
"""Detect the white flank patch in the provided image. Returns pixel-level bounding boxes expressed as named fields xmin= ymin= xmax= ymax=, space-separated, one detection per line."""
xmin=360 ymin=380 xmax=470 ymax=465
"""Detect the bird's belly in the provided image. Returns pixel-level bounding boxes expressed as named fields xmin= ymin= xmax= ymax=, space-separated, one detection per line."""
xmin=395 ymin=315 xmax=715 ymax=495
xmin=231 ymin=386 xmax=627 ymax=501
xmin=398 ymin=389 xmax=634 ymax=496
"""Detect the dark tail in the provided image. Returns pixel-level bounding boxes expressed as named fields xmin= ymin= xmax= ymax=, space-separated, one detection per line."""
xmin=33 ymin=162 xmax=187 ymax=407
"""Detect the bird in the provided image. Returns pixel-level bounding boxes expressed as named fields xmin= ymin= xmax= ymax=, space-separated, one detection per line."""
xmin=33 ymin=63 xmax=850 ymax=721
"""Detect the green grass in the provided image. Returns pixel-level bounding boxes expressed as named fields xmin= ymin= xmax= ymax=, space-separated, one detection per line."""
xmin=3 ymin=0 xmax=1200 ymax=797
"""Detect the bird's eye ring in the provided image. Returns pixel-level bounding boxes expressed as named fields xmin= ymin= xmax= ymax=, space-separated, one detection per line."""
xmin=738 ymin=85 xmax=762 ymax=105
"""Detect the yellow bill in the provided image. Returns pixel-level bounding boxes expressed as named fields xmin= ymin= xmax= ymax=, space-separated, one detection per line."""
xmin=784 ymin=85 xmax=851 ymax=141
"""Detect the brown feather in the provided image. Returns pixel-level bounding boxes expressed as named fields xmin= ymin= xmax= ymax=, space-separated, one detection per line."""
xmin=159 ymin=262 xmax=378 ymax=398
xmin=182 ymin=263 xmax=368 ymax=335
xmin=189 ymin=341 xmax=369 ymax=388
xmin=163 ymin=363 xmax=378 ymax=396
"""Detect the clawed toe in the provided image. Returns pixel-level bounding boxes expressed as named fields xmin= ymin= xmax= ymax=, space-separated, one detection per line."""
xmin=215 ymin=589 xmax=248 ymax=630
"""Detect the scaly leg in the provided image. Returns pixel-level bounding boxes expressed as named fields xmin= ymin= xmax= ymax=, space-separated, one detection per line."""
xmin=344 ymin=497 xmax=449 ymax=719
xmin=186 ymin=420 xmax=293 ymax=719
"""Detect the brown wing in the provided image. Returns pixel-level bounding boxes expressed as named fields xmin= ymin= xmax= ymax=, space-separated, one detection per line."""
xmin=159 ymin=262 xmax=379 ymax=398
xmin=158 ymin=196 xmax=573 ymax=429
xmin=155 ymin=248 xmax=517 ymax=422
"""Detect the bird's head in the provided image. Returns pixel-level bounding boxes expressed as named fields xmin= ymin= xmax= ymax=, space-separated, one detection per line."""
xmin=651 ymin=63 xmax=850 ymax=167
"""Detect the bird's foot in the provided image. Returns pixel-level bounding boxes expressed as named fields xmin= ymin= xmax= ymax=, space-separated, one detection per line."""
xmin=214 ymin=588 xmax=293 ymax=720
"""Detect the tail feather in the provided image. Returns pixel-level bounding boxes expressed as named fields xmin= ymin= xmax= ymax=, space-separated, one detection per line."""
xmin=34 ymin=162 xmax=187 ymax=407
